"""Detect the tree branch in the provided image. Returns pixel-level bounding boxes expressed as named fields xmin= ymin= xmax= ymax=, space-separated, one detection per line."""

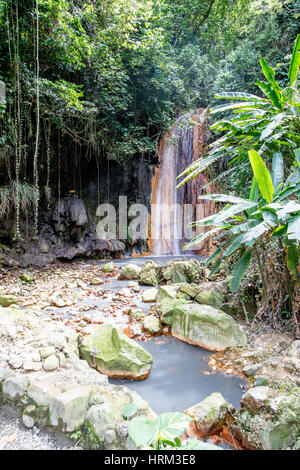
xmin=190 ymin=0 xmax=216 ymax=28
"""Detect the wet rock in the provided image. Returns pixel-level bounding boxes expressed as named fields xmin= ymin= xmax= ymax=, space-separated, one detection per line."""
xmin=101 ymin=262 xmax=115 ymax=273
xmin=80 ymin=323 xmax=153 ymax=379
xmin=138 ymin=261 xmax=160 ymax=286
xmin=142 ymin=288 xmax=158 ymax=303
xmin=90 ymin=277 xmax=104 ymax=286
xmin=118 ymin=264 xmax=142 ymax=280
xmin=171 ymin=303 xmax=247 ymax=351
xmin=142 ymin=315 xmax=161 ymax=334
xmin=0 ymin=294 xmax=18 ymax=307
xmin=186 ymin=393 xmax=229 ymax=437
xmin=49 ymin=385 xmax=93 ymax=432
xmin=129 ymin=308 xmax=144 ymax=321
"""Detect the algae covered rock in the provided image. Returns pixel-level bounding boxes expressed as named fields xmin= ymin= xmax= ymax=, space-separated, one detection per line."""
xmin=80 ymin=323 xmax=153 ymax=379
xmin=233 ymin=386 xmax=300 ymax=450
xmin=138 ymin=261 xmax=160 ymax=286
xmin=159 ymin=298 xmax=190 ymax=326
xmin=186 ymin=393 xmax=229 ymax=437
xmin=161 ymin=258 xmax=204 ymax=284
xmin=118 ymin=264 xmax=142 ymax=280
xmin=156 ymin=285 xmax=178 ymax=303
xmin=101 ymin=262 xmax=115 ymax=273
xmin=142 ymin=287 xmax=158 ymax=303
xmin=0 ymin=294 xmax=18 ymax=307
xmin=142 ymin=314 xmax=161 ymax=334
xmin=171 ymin=303 xmax=247 ymax=351
xmin=178 ymin=282 xmax=224 ymax=307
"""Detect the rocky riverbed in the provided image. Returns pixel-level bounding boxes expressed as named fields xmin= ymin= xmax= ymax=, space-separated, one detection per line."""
xmin=0 ymin=257 xmax=299 ymax=450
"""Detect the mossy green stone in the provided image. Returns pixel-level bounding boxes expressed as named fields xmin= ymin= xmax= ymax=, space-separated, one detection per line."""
xmin=80 ymin=323 xmax=153 ymax=379
xmin=0 ymin=295 xmax=18 ymax=307
xmin=102 ymin=262 xmax=115 ymax=273
xmin=172 ymin=303 xmax=247 ymax=351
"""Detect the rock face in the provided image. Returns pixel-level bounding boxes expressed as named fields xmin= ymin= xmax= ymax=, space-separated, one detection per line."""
xmin=171 ymin=303 xmax=247 ymax=351
xmin=186 ymin=393 xmax=229 ymax=437
xmin=138 ymin=261 xmax=160 ymax=286
xmin=80 ymin=323 xmax=153 ymax=379
xmin=118 ymin=264 xmax=142 ymax=280
xmin=232 ymin=386 xmax=300 ymax=450
xmin=52 ymin=195 xmax=89 ymax=243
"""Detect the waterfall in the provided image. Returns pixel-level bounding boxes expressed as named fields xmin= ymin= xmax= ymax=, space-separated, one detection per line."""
xmin=150 ymin=108 xmax=215 ymax=255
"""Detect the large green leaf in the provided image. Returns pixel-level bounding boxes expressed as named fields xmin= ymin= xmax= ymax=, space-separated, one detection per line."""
xmin=289 ymin=34 xmax=300 ymax=88
xmin=155 ymin=412 xmax=192 ymax=441
xmin=242 ymin=220 xmax=274 ymax=246
xmin=288 ymin=215 xmax=300 ymax=241
xmin=198 ymin=194 xmax=254 ymax=204
xmin=181 ymin=438 xmax=222 ymax=451
xmin=127 ymin=417 xmax=157 ymax=448
xmin=184 ymin=228 xmax=221 ymax=249
xmin=230 ymin=250 xmax=252 ymax=292
xmin=248 ymin=150 xmax=274 ymax=202
xmin=271 ymin=152 xmax=284 ymax=191
xmin=214 ymin=91 xmax=266 ymax=102
xmin=286 ymin=240 xmax=300 ymax=281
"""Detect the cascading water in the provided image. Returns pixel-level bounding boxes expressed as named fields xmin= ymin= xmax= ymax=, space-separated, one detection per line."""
xmin=151 ymin=108 xmax=215 ymax=255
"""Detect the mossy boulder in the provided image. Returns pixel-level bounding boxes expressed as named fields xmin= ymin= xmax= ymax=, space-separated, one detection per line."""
xmin=0 ymin=294 xmax=18 ymax=307
xmin=101 ymin=262 xmax=115 ymax=273
xmin=138 ymin=261 xmax=160 ymax=286
xmin=177 ymin=282 xmax=224 ymax=307
xmin=161 ymin=258 xmax=204 ymax=284
xmin=156 ymin=285 xmax=179 ymax=303
xmin=233 ymin=386 xmax=300 ymax=450
xmin=80 ymin=323 xmax=153 ymax=379
xmin=171 ymin=303 xmax=247 ymax=351
xmin=118 ymin=264 xmax=142 ymax=281
xmin=159 ymin=298 xmax=190 ymax=326
xmin=142 ymin=314 xmax=161 ymax=334
xmin=186 ymin=393 xmax=229 ymax=437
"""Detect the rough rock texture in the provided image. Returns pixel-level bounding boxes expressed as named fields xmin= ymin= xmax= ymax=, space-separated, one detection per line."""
xmin=161 ymin=258 xmax=204 ymax=284
xmin=138 ymin=261 xmax=160 ymax=286
xmin=142 ymin=315 xmax=161 ymax=334
xmin=232 ymin=386 xmax=300 ymax=450
xmin=186 ymin=393 xmax=229 ymax=437
xmin=80 ymin=323 xmax=153 ymax=379
xmin=118 ymin=264 xmax=142 ymax=280
xmin=142 ymin=288 xmax=158 ymax=303
xmin=155 ymin=285 xmax=179 ymax=303
xmin=158 ymin=298 xmax=190 ymax=326
xmin=101 ymin=262 xmax=115 ymax=273
xmin=171 ymin=303 xmax=247 ymax=351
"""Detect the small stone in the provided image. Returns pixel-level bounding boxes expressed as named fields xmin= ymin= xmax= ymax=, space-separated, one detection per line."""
xmin=129 ymin=308 xmax=144 ymax=321
xmin=101 ymin=262 xmax=115 ymax=273
xmin=90 ymin=278 xmax=104 ymax=286
xmin=242 ymin=363 xmax=262 ymax=377
xmin=43 ymin=354 xmax=59 ymax=371
xmin=39 ymin=346 xmax=56 ymax=359
xmin=116 ymin=421 xmax=128 ymax=438
xmin=32 ymin=351 xmax=41 ymax=362
xmin=143 ymin=314 xmax=161 ymax=334
xmin=8 ymin=357 xmax=23 ymax=369
xmin=0 ymin=294 xmax=18 ymax=307
xmin=22 ymin=414 xmax=35 ymax=429
xmin=105 ymin=429 xmax=116 ymax=444
xmin=142 ymin=288 xmax=158 ymax=303
xmin=19 ymin=273 xmax=34 ymax=283
xmin=23 ymin=361 xmax=42 ymax=372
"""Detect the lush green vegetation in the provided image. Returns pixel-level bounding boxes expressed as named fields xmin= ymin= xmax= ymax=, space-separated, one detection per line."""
xmin=182 ymin=36 xmax=300 ymax=331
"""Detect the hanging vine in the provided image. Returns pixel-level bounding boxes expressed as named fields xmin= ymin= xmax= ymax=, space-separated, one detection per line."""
xmin=33 ymin=0 xmax=40 ymax=237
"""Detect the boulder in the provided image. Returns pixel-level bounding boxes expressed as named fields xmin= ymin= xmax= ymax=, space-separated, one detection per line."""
xmin=156 ymin=285 xmax=178 ymax=303
xmin=159 ymin=298 xmax=190 ymax=326
xmin=49 ymin=385 xmax=93 ymax=432
xmin=161 ymin=258 xmax=204 ymax=284
xmin=142 ymin=288 xmax=158 ymax=303
xmin=80 ymin=323 xmax=153 ymax=379
xmin=118 ymin=264 xmax=142 ymax=280
xmin=186 ymin=393 xmax=229 ymax=436
xmin=102 ymin=262 xmax=115 ymax=273
xmin=177 ymin=282 xmax=224 ymax=308
xmin=2 ymin=376 xmax=30 ymax=401
xmin=142 ymin=315 xmax=161 ymax=334
xmin=233 ymin=386 xmax=300 ymax=450
xmin=138 ymin=261 xmax=160 ymax=286
xmin=0 ymin=294 xmax=18 ymax=307
xmin=171 ymin=303 xmax=247 ymax=351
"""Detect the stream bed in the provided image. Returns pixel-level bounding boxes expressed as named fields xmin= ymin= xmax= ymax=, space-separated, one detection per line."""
xmin=110 ymin=335 xmax=248 ymax=414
